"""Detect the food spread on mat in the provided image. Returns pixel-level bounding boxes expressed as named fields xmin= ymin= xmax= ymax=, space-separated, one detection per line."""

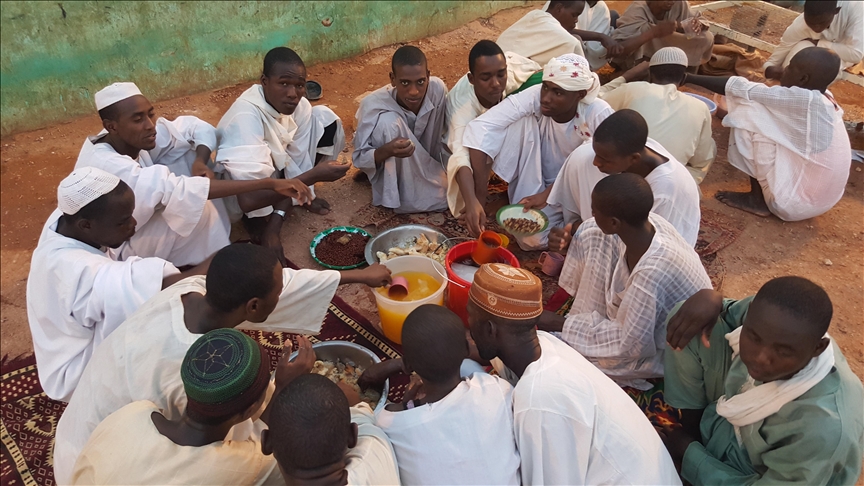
xmin=376 ymin=271 xmax=441 ymax=302
xmin=502 ymin=217 xmax=542 ymax=234
xmin=312 ymin=358 xmax=382 ymax=407
xmin=316 ymin=231 xmax=369 ymax=267
xmin=376 ymin=233 xmax=447 ymax=264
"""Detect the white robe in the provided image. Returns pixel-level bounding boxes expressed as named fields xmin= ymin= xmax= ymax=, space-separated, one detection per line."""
xmin=70 ymin=401 xmax=277 ymax=485
xmin=215 ymin=85 xmax=346 ymax=219
xmin=75 ymin=117 xmax=229 ymax=267
xmin=53 ymin=271 xmax=340 ymax=485
xmin=375 ymin=373 xmax=520 ymax=485
xmin=764 ymin=1 xmax=864 ymax=70
xmin=353 ymin=77 xmax=449 ymax=213
xmin=578 ymin=1 xmax=615 ymax=70
xmin=601 ymin=79 xmax=716 ymax=184
xmin=345 ymin=404 xmax=402 ymax=486
xmin=497 ymin=10 xmax=585 ymax=66
xmin=559 ymin=214 xmax=712 ymax=389
xmin=547 ymin=137 xmax=702 ymax=247
xmin=444 ymin=52 xmax=542 ymax=217
xmin=723 ymin=77 xmax=851 ymax=221
xmin=26 ymin=210 xmax=179 ymax=403
xmin=494 ymin=331 xmax=681 ymax=486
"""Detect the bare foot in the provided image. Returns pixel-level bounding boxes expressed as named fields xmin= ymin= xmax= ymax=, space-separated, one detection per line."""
xmin=715 ymin=190 xmax=772 ymax=217
xmin=305 ymin=198 xmax=331 ymax=215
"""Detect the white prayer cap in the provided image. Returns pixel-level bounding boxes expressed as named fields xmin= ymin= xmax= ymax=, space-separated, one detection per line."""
xmin=650 ymin=47 xmax=688 ymax=67
xmin=94 ymin=82 xmax=143 ymax=111
xmin=57 ymin=167 xmax=121 ymax=215
xmin=542 ymin=54 xmax=601 ymax=104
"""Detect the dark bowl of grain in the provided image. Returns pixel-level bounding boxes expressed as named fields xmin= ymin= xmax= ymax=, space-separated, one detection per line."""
xmin=310 ymin=226 xmax=371 ymax=270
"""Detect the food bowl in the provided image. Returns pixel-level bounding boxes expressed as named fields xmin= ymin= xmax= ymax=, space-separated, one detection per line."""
xmin=364 ymin=224 xmax=450 ymax=265
xmin=310 ymin=226 xmax=371 ymax=270
xmin=288 ymin=340 xmax=389 ymax=411
xmin=306 ymin=80 xmax=323 ymax=101
xmin=496 ymin=205 xmax=549 ymax=237
xmin=684 ymin=92 xmax=718 ymax=115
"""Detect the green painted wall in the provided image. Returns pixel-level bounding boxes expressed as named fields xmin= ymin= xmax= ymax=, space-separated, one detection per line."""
xmin=0 ymin=0 xmax=528 ymax=135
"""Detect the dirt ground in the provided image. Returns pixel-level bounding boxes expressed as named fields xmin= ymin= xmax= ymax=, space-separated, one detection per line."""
xmin=2 ymin=1 xmax=862 ymax=390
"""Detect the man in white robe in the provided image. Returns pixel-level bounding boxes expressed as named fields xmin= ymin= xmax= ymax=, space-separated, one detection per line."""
xmin=546 ymin=109 xmax=701 ymax=248
xmin=466 ymin=263 xmax=681 ymax=485
xmin=611 ymin=1 xmax=714 ymax=70
xmin=686 ymin=47 xmax=851 ymax=221
xmin=539 ymin=174 xmax=711 ymax=389
xmin=497 ymin=1 xmax=586 ymax=66
xmin=215 ymin=46 xmax=348 ymax=224
xmin=77 ymin=82 xmax=313 ymax=267
xmin=70 ymin=329 xmax=284 ymax=485
xmin=543 ymin=0 xmax=623 ymax=70
xmin=26 ymin=168 xmax=206 ymax=403
xmin=446 ymin=40 xmax=541 ymax=218
xmin=461 ymin=54 xmax=613 ymax=249
xmin=53 ymin=243 xmax=392 ymax=485
xmin=263 ymin=374 xmax=401 ymax=486
xmin=764 ymin=0 xmax=863 ymax=79
xmin=353 ymin=45 xmax=449 ymax=213
xmin=601 ymin=47 xmax=715 ymax=183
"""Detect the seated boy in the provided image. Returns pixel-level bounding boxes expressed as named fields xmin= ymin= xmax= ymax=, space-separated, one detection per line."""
xmin=360 ymin=304 xmax=520 ymax=485
xmin=70 ymin=329 xmax=303 ymax=485
xmin=539 ymin=173 xmax=711 ymax=389
xmin=353 ymin=45 xmax=449 ymax=213
xmin=460 ymin=53 xmax=613 ymax=249
xmin=467 ymin=263 xmax=680 ymax=485
xmin=661 ymin=277 xmax=863 ymax=484
xmin=764 ymin=1 xmax=863 ymax=79
xmin=544 ymin=109 xmax=701 ymax=250
xmin=263 ymin=373 xmax=400 ymax=485
xmin=496 ymin=1 xmax=586 ymax=66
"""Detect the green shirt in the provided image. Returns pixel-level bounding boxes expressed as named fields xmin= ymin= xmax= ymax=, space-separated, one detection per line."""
xmin=664 ymin=297 xmax=864 ymax=485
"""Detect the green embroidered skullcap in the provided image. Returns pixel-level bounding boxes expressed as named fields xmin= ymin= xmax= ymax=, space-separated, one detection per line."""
xmin=181 ymin=328 xmax=263 ymax=405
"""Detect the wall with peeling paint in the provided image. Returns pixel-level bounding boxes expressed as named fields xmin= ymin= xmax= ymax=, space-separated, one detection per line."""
xmin=0 ymin=1 xmax=528 ymax=135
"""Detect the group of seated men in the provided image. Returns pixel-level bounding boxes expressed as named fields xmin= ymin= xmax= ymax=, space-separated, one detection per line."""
xmin=24 ymin=0 xmax=863 ymax=484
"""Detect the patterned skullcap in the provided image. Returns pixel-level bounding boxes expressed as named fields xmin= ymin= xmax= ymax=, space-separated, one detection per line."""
xmin=542 ymin=53 xmax=601 ymax=104
xmin=57 ymin=167 xmax=121 ymax=215
xmin=181 ymin=329 xmax=270 ymax=419
xmin=469 ymin=263 xmax=543 ymax=320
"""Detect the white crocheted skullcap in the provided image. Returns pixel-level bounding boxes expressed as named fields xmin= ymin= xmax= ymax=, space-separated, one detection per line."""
xmin=94 ymin=82 xmax=143 ymax=110
xmin=649 ymin=47 xmax=688 ymax=67
xmin=57 ymin=167 xmax=121 ymax=215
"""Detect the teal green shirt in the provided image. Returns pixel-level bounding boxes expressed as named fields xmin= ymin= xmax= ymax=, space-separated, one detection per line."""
xmin=665 ymin=297 xmax=864 ymax=485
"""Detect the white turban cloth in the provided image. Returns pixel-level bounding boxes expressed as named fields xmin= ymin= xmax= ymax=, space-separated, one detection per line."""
xmin=542 ymin=54 xmax=601 ymax=104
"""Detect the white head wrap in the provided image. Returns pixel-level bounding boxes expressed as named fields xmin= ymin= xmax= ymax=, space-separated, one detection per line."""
xmin=542 ymin=54 xmax=601 ymax=104
xmin=650 ymin=47 xmax=689 ymax=67
xmin=94 ymin=82 xmax=143 ymax=110
xmin=57 ymin=167 xmax=121 ymax=215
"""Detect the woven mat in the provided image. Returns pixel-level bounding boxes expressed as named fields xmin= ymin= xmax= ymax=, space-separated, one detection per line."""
xmin=0 ymin=292 xmax=409 ymax=486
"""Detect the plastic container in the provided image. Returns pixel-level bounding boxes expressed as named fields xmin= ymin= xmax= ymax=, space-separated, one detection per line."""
xmin=472 ymin=231 xmax=503 ymax=265
xmin=444 ymin=241 xmax=520 ymax=326
xmin=374 ymin=256 xmax=447 ymax=344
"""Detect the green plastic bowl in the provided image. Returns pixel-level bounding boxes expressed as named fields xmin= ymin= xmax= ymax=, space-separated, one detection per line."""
xmin=495 ymin=204 xmax=549 ymax=237
xmin=310 ymin=226 xmax=371 ymax=270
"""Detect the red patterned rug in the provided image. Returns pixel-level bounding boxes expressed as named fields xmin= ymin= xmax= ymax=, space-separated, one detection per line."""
xmin=0 ymin=292 xmax=409 ymax=486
